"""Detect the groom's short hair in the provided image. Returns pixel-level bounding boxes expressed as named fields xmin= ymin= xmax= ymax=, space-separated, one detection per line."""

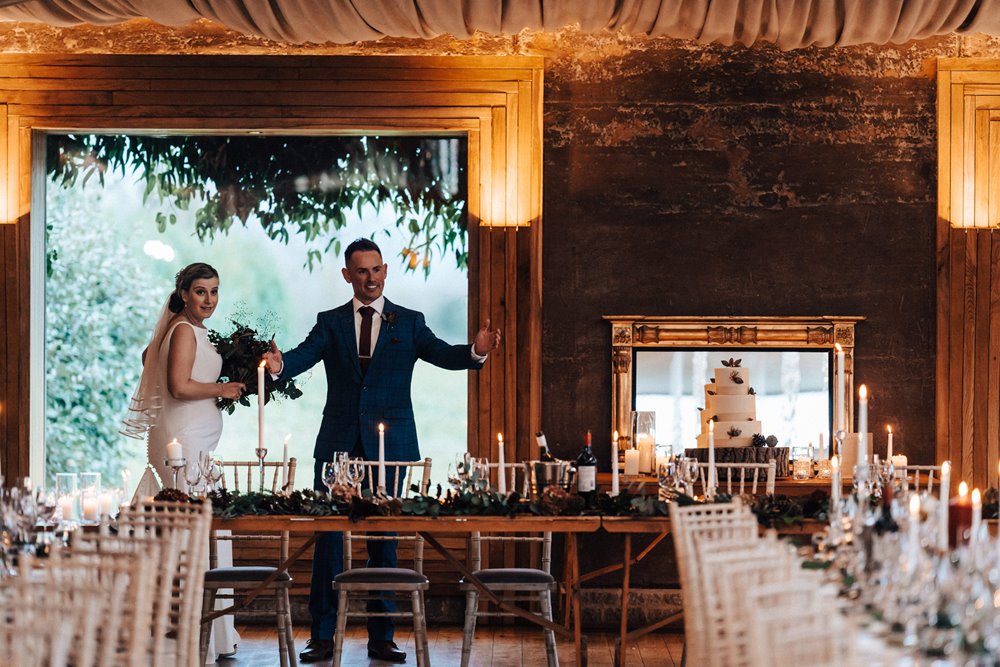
xmin=344 ymin=238 xmax=382 ymax=264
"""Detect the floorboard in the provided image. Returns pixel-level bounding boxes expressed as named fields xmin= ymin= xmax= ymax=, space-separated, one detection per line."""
xmin=218 ymin=623 xmax=685 ymax=666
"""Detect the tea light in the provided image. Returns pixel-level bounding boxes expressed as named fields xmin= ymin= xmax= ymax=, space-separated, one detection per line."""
xmin=816 ymin=458 xmax=833 ymax=479
xmin=891 ymin=454 xmax=908 ymax=480
xmin=793 ymin=456 xmax=812 ymax=480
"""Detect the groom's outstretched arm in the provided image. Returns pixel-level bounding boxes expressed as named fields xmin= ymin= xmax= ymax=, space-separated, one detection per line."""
xmin=268 ymin=315 xmax=332 ymax=380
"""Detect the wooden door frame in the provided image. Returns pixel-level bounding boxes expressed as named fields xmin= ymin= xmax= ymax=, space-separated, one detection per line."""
xmin=0 ymin=54 xmax=544 ymax=480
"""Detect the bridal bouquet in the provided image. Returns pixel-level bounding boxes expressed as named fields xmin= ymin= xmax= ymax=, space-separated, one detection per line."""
xmin=209 ymin=315 xmax=303 ymax=415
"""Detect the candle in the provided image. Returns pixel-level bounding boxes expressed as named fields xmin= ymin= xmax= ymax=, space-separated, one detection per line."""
xmin=165 ymin=438 xmax=183 ymax=462
xmin=378 ymin=423 xmax=386 ymax=493
xmin=281 ymin=433 xmax=291 ymax=492
xmin=835 ymin=343 xmax=846 ymax=433
xmin=121 ymin=469 xmax=130 ymax=506
xmin=58 ymin=495 xmax=76 ymax=522
xmin=887 ymin=425 xmax=894 ymax=459
xmin=496 ymin=433 xmax=507 ymax=494
xmin=818 ymin=433 xmax=825 ymax=459
xmin=939 ymin=461 xmax=951 ymax=551
xmin=624 ymin=449 xmax=640 ymax=477
xmin=908 ymin=494 xmax=921 ymax=568
xmin=971 ymin=488 xmax=982 ymax=549
xmin=98 ymin=490 xmax=114 ymax=516
xmin=831 ymin=455 xmax=841 ymax=509
xmin=857 ymin=385 xmax=868 ymax=467
xmin=82 ymin=494 xmax=99 ymax=522
xmin=949 ymin=481 xmax=971 ymax=549
xmin=707 ymin=420 xmax=716 ymax=501
xmin=611 ymin=430 xmax=620 ymax=497
xmin=257 ymin=359 xmax=266 ymax=455
xmin=891 ymin=454 xmax=908 ymax=480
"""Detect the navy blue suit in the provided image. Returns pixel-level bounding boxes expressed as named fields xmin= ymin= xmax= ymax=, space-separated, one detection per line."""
xmin=279 ymin=298 xmax=483 ymax=641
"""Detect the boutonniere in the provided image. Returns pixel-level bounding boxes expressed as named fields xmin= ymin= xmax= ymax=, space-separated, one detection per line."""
xmin=381 ymin=311 xmax=397 ymax=326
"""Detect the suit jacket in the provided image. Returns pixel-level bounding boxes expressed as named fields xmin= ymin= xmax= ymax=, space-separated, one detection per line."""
xmin=280 ymin=298 xmax=483 ymax=461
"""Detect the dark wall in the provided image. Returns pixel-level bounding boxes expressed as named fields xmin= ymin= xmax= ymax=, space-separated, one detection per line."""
xmin=540 ymin=37 xmax=951 ymax=466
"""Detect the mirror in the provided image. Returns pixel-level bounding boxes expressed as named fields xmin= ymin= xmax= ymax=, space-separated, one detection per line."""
xmin=604 ymin=316 xmax=863 ymax=455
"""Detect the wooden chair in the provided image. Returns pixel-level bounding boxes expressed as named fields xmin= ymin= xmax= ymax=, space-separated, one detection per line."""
xmin=460 ymin=462 xmax=557 ymax=667
xmin=118 ymin=499 xmax=212 ymax=667
xmin=898 ymin=464 xmax=941 ymax=494
xmin=486 ymin=460 xmax=532 ymax=497
xmin=700 ymin=461 xmax=776 ymax=496
xmin=0 ymin=574 xmax=97 ymax=667
xmin=670 ymin=499 xmax=758 ymax=667
xmin=62 ymin=532 xmax=160 ymax=666
xmin=200 ymin=458 xmax=298 ymax=667
xmin=332 ymin=461 xmax=433 ymax=667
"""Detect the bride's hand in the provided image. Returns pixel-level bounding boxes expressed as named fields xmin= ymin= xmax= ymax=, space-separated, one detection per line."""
xmin=218 ymin=382 xmax=245 ymax=400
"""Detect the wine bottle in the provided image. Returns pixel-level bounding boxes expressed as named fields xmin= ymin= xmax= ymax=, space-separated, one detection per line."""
xmin=576 ymin=430 xmax=598 ymax=496
xmin=537 ymin=431 xmax=556 ymax=462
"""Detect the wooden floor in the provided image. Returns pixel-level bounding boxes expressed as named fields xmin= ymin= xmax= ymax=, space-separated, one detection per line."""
xmin=219 ymin=623 xmax=685 ymax=667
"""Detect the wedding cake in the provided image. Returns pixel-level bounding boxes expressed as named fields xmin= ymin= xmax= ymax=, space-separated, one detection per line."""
xmin=695 ymin=359 xmax=761 ymax=448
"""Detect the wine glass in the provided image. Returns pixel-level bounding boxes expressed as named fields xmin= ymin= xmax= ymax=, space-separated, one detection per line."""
xmin=680 ymin=457 xmax=699 ymax=497
xmin=657 ymin=459 xmax=676 ymax=499
xmin=184 ymin=461 xmax=203 ymax=495
xmin=206 ymin=457 xmax=225 ymax=492
xmin=322 ymin=462 xmax=339 ymax=495
xmin=346 ymin=458 xmax=365 ymax=491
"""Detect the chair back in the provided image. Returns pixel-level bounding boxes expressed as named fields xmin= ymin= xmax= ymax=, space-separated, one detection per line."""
xmin=355 ymin=458 xmax=433 ymax=497
xmin=344 ymin=459 xmax=432 ymax=573
xmin=670 ymin=500 xmax=757 ymax=667
xmin=215 ymin=458 xmax=297 ymax=563
xmin=219 ymin=458 xmax=297 ymax=496
xmin=468 ymin=530 xmax=552 ymax=573
xmin=66 ymin=531 xmax=161 ymax=666
xmin=701 ymin=461 xmax=776 ymax=496
xmin=898 ymin=464 xmax=941 ymax=494
xmin=486 ymin=461 xmax=531 ymax=497
xmin=118 ymin=499 xmax=212 ymax=667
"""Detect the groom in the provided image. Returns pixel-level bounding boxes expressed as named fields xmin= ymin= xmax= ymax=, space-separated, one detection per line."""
xmin=264 ymin=238 xmax=500 ymax=663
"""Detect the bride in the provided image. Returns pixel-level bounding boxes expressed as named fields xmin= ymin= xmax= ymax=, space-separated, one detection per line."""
xmin=121 ymin=262 xmax=245 ymax=662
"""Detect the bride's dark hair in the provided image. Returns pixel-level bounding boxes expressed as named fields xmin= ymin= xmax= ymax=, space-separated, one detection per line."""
xmin=169 ymin=262 xmax=219 ymax=313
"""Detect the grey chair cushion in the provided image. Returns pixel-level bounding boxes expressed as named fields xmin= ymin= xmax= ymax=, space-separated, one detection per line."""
xmin=204 ymin=566 xmax=291 ymax=583
xmin=335 ymin=567 xmax=428 ymax=585
xmin=461 ymin=568 xmax=555 ymax=585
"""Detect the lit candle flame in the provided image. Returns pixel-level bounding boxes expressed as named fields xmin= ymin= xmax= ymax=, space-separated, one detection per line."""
xmin=258 ymin=359 xmax=266 ymax=368
xmin=378 ymin=423 xmax=385 ymax=433
xmin=835 ymin=343 xmax=842 ymax=352
xmin=887 ymin=425 xmax=892 ymax=434
xmin=973 ymin=488 xmax=982 ymax=504
xmin=613 ymin=430 xmax=619 ymax=441
xmin=859 ymin=384 xmax=868 ymax=399
xmin=497 ymin=432 xmax=503 ymax=444
xmin=959 ymin=480 xmax=969 ymax=498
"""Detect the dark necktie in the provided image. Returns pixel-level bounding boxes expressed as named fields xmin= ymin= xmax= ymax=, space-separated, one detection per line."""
xmin=358 ymin=306 xmax=375 ymax=373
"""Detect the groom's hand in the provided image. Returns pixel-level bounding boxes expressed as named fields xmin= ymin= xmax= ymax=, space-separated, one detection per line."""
xmin=473 ymin=319 xmax=501 ymax=356
xmin=264 ymin=340 xmax=283 ymax=375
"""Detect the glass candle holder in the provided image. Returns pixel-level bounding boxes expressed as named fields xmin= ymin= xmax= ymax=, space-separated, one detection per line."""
xmin=79 ymin=471 xmax=101 ymax=496
xmin=816 ymin=458 xmax=833 ymax=479
xmin=80 ymin=490 xmax=100 ymax=524
xmin=793 ymin=457 xmax=812 ymax=480
xmin=55 ymin=472 xmax=79 ymax=523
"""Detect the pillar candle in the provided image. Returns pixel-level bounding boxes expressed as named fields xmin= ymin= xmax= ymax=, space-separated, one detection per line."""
xmin=496 ymin=433 xmax=507 ymax=494
xmin=98 ymin=490 xmax=114 ymax=516
xmin=281 ymin=433 xmax=291 ymax=492
xmin=949 ymin=481 xmax=971 ymax=549
xmin=971 ymin=488 xmax=982 ymax=550
xmin=818 ymin=433 xmax=825 ymax=459
xmin=707 ymin=420 xmax=716 ymax=501
xmin=378 ymin=423 xmax=386 ymax=493
xmin=257 ymin=360 xmax=266 ymax=455
xmin=611 ymin=430 xmax=620 ymax=497
xmin=887 ymin=425 xmax=893 ymax=459
xmin=81 ymin=494 xmax=99 ymax=522
xmin=857 ymin=385 xmax=868 ymax=466
xmin=891 ymin=454 xmax=908 ymax=480
xmin=165 ymin=438 xmax=182 ymax=462
xmin=939 ymin=461 xmax=951 ymax=551
xmin=624 ymin=449 xmax=640 ymax=476
xmin=835 ymin=343 xmax=846 ymax=433
xmin=58 ymin=495 xmax=76 ymax=522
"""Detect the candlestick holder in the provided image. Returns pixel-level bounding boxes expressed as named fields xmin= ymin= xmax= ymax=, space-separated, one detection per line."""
xmin=254 ymin=448 xmax=268 ymax=493
xmin=834 ymin=429 xmax=846 ymax=459
xmin=165 ymin=457 xmax=186 ymax=490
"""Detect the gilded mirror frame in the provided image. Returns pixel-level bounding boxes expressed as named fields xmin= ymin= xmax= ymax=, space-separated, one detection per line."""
xmin=603 ymin=316 xmax=864 ymax=445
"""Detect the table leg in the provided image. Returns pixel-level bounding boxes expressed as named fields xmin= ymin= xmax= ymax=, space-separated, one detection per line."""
xmin=617 ymin=533 xmax=631 ymax=667
xmin=564 ymin=533 xmax=585 ymax=667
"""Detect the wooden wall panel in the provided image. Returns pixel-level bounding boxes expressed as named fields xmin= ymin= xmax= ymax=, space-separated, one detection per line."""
xmin=937 ymin=59 xmax=1000 ymax=490
xmin=0 ymin=55 xmax=544 ymax=592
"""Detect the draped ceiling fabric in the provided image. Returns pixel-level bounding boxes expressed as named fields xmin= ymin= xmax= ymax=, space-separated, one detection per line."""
xmin=0 ymin=0 xmax=999 ymax=49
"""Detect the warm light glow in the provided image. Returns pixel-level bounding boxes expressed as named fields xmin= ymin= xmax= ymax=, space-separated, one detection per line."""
xmin=613 ymin=430 xmax=619 ymax=441
xmin=909 ymin=494 xmax=920 ymax=514
xmin=835 ymin=343 xmax=842 ymax=353
xmin=943 ymin=461 xmax=951 ymax=476
xmin=378 ymin=423 xmax=385 ymax=433
xmin=258 ymin=359 xmax=266 ymax=369
xmin=708 ymin=420 xmax=715 ymax=433
xmin=859 ymin=384 xmax=868 ymax=399
xmin=973 ymin=488 xmax=982 ymax=505
xmin=497 ymin=432 xmax=503 ymax=444
xmin=959 ymin=481 xmax=969 ymax=498
xmin=831 ymin=455 xmax=840 ymax=472
xmin=887 ymin=425 xmax=892 ymax=434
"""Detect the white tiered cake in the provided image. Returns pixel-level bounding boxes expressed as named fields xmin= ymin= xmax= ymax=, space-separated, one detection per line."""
xmin=696 ymin=360 xmax=760 ymax=448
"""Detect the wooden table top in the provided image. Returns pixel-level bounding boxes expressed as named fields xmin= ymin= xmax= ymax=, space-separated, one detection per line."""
xmin=212 ymin=514 xmax=603 ymax=533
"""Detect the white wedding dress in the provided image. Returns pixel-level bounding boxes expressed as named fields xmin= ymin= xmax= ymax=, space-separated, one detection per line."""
xmin=147 ymin=321 xmax=240 ymax=663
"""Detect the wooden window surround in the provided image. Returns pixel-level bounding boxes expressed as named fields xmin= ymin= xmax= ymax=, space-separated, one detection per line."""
xmin=0 ymin=55 xmax=544 ymax=479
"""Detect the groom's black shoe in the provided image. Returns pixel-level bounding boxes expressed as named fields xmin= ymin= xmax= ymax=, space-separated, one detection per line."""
xmin=299 ymin=638 xmax=333 ymax=663
xmin=368 ymin=640 xmax=406 ymax=663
